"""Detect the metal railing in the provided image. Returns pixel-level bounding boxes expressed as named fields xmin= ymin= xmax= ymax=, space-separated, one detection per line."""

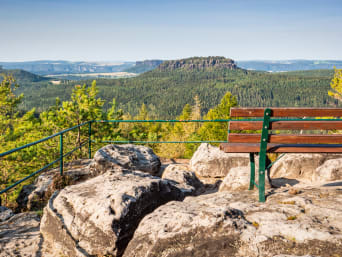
xmin=0 ymin=119 xmax=232 ymax=205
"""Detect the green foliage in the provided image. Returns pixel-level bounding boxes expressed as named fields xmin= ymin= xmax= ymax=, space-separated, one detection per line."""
xmin=328 ymin=67 xmax=342 ymax=101
xmin=199 ymin=92 xmax=237 ymax=142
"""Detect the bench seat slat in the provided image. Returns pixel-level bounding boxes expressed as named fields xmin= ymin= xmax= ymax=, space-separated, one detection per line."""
xmin=228 ymin=134 xmax=342 ymax=144
xmin=220 ymin=143 xmax=342 ymax=153
xmin=229 ymin=121 xmax=342 ymax=130
xmin=230 ymin=107 xmax=342 ymax=117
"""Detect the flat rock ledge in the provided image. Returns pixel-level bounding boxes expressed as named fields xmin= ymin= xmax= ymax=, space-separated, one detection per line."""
xmin=0 ymin=212 xmax=42 ymax=257
xmin=40 ymin=167 xmax=184 ymax=257
xmin=124 ymin=186 xmax=342 ymax=257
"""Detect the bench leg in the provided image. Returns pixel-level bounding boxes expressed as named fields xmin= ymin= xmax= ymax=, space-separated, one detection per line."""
xmin=258 ymin=152 xmax=266 ymax=202
xmin=249 ymin=153 xmax=255 ymax=190
xmin=258 ymin=108 xmax=271 ymax=202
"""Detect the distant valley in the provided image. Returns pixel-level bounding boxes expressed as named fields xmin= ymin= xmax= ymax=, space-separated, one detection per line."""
xmin=2 ymin=56 xmax=338 ymax=118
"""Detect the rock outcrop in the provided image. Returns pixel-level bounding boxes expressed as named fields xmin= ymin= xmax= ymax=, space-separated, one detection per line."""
xmin=0 ymin=212 xmax=42 ymax=257
xmin=88 ymin=144 xmax=161 ymax=176
xmin=124 ymin=186 xmax=342 ymax=257
xmin=218 ymin=162 xmax=273 ymax=192
xmin=190 ymin=143 xmax=250 ymax=178
xmin=16 ymin=159 xmax=92 ymax=211
xmin=314 ymin=158 xmax=342 ymax=182
xmin=270 ymin=154 xmax=342 ymax=182
xmin=157 ymin=56 xmax=237 ymax=72
xmin=5 ymin=144 xmax=342 ymax=257
xmin=161 ymin=164 xmax=204 ymax=195
xmin=40 ymin=167 xmax=184 ymax=257
xmin=0 ymin=206 xmax=13 ymax=222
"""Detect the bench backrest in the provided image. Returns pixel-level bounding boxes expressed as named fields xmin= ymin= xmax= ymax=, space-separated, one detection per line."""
xmin=228 ymin=107 xmax=342 ymax=144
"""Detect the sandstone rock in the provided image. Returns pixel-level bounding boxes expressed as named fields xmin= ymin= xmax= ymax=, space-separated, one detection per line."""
xmin=218 ymin=158 xmax=274 ymax=191
xmin=16 ymin=159 xmax=92 ymax=212
xmin=40 ymin=167 xmax=184 ymax=257
xmin=161 ymin=164 xmax=204 ymax=195
xmin=88 ymin=144 xmax=161 ymax=176
xmin=271 ymin=154 xmax=342 ymax=182
xmin=190 ymin=143 xmax=250 ymax=178
xmin=314 ymin=158 xmax=342 ymax=182
xmin=219 ymin=166 xmax=252 ymax=191
xmin=0 ymin=212 xmax=42 ymax=257
xmin=124 ymin=187 xmax=342 ymax=257
xmin=273 ymin=255 xmax=317 ymax=257
xmin=0 ymin=206 xmax=13 ymax=222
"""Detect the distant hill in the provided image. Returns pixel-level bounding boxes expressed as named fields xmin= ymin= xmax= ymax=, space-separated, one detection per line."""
xmin=237 ymin=60 xmax=342 ymax=72
xmin=14 ymin=56 xmax=337 ymax=117
xmin=0 ymin=60 xmax=135 ymax=76
xmin=0 ymin=66 xmax=49 ymax=83
xmin=124 ymin=60 xmax=164 ymax=73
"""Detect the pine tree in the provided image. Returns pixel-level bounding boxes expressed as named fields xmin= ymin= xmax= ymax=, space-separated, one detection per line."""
xmin=199 ymin=92 xmax=237 ymax=142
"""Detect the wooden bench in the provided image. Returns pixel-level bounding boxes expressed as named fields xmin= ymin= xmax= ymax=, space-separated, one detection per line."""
xmin=220 ymin=107 xmax=342 ymax=202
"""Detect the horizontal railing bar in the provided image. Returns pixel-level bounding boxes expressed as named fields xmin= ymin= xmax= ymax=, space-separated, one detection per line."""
xmin=93 ymin=140 xmax=227 ymax=144
xmin=95 ymin=119 xmax=233 ymax=123
xmin=62 ymin=141 xmax=89 ymax=159
xmin=0 ymin=121 xmax=90 ymax=158
xmin=95 ymin=118 xmax=342 ymax=123
xmin=0 ymin=158 xmax=61 ymax=195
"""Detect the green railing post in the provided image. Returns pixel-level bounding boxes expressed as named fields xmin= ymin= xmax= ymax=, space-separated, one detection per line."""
xmin=60 ymin=133 xmax=63 ymax=176
xmin=258 ymin=108 xmax=271 ymax=202
xmin=88 ymin=121 xmax=92 ymax=159
xmin=249 ymin=153 xmax=255 ymax=190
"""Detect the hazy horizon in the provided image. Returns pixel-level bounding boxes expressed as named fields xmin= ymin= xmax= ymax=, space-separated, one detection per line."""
xmin=1 ymin=58 xmax=342 ymax=63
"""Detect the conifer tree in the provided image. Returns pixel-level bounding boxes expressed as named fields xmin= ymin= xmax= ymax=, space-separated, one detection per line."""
xmin=199 ymin=92 xmax=237 ymax=142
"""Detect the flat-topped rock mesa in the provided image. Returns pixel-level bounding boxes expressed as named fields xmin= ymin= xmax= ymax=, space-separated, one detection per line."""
xmin=157 ymin=56 xmax=238 ymax=71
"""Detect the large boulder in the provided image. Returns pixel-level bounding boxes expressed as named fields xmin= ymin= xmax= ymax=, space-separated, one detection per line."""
xmin=124 ymin=188 xmax=342 ymax=257
xmin=88 ymin=144 xmax=161 ymax=176
xmin=190 ymin=143 xmax=250 ymax=178
xmin=271 ymin=154 xmax=342 ymax=182
xmin=161 ymin=164 xmax=204 ymax=195
xmin=40 ymin=167 xmax=184 ymax=257
xmin=16 ymin=159 xmax=92 ymax=212
xmin=0 ymin=212 xmax=42 ymax=257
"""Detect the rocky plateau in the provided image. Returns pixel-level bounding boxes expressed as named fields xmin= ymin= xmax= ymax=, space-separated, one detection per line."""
xmin=0 ymin=143 xmax=342 ymax=257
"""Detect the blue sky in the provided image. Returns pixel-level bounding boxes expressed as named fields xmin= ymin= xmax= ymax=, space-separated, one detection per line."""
xmin=1 ymin=0 xmax=341 ymax=61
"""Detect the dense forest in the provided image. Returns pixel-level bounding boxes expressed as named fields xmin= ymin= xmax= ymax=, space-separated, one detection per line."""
xmin=13 ymin=57 xmax=337 ymax=117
